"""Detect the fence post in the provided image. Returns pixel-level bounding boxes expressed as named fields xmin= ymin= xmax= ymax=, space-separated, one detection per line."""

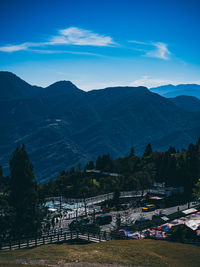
xmin=64 ymin=233 xmax=66 ymax=241
xmin=9 ymin=240 xmax=11 ymax=250
xmin=88 ymin=232 xmax=90 ymax=241
xmin=35 ymin=236 xmax=37 ymax=247
xmin=18 ymin=240 xmax=20 ymax=249
xmin=27 ymin=239 xmax=29 ymax=248
xmin=57 ymin=233 xmax=59 ymax=242
xmin=43 ymin=236 xmax=45 ymax=245
xmin=103 ymin=231 xmax=107 ymax=241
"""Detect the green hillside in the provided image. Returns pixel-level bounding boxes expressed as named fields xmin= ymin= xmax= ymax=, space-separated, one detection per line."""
xmin=0 ymin=239 xmax=200 ymax=267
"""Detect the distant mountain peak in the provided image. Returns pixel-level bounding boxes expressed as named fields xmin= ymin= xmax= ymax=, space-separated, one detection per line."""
xmin=150 ymin=83 xmax=200 ymax=99
xmin=0 ymin=71 xmax=37 ymax=99
xmin=0 ymin=71 xmax=30 ymax=84
xmin=44 ymin=80 xmax=84 ymax=97
xmin=0 ymin=70 xmax=16 ymax=76
xmin=46 ymin=80 xmax=78 ymax=89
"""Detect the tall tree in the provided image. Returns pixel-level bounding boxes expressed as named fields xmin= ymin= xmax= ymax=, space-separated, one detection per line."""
xmin=143 ymin=143 xmax=153 ymax=157
xmin=85 ymin=161 xmax=95 ymax=170
xmin=193 ymin=179 xmax=200 ymax=200
xmin=9 ymin=144 xmax=42 ymax=238
xmin=129 ymin=147 xmax=135 ymax=157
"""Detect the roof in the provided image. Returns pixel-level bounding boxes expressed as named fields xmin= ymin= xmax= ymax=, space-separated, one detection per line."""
xmin=182 ymin=208 xmax=197 ymax=215
xmin=149 ymin=196 xmax=163 ymax=200
xmin=161 ymin=216 xmax=170 ymax=221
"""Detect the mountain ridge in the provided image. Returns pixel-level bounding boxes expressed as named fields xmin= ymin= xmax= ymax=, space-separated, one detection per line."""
xmin=169 ymin=95 xmax=200 ymax=112
xmin=0 ymin=72 xmax=200 ymax=182
xmin=150 ymin=84 xmax=200 ymax=98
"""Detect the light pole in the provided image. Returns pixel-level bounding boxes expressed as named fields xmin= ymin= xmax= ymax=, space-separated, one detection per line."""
xmin=59 ymin=196 xmax=62 ymax=228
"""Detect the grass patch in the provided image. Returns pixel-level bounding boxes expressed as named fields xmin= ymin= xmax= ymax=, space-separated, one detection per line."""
xmin=0 ymin=239 xmax=200 ymax=266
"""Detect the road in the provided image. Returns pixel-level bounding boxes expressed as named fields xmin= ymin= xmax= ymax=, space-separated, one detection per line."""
xmin=50 ymin=201 xmax=197 ymax=234
xmin=101 ymin=201 xmax=197 ymax=232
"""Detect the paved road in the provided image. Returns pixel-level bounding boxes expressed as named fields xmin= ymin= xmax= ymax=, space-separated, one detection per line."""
xmin=49 ymin=201 xmax=197 ymax=233
xmin=98 ymin=201 xmax=197 ymax=232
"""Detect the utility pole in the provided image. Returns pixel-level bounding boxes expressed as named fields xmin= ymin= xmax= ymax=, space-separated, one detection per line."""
xmin=59 ymin=196 xmax=62 ymax=228
xmin=83 ymin=194 xmax=87 ymax=217
xmin=142 ymin=168 xmax=145 ymax=197
xmin=92 ymin=208 xmax=96 ymax=223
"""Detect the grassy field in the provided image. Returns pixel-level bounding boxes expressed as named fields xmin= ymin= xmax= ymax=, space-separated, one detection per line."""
xmin=0 ymin=239 xmax=200 ymax=267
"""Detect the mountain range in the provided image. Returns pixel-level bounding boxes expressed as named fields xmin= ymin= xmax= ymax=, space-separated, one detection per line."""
xmin=1 ymin=71 xmax=200 ymax=182
xmin=150 ymin=84 xmax=200 ymax=98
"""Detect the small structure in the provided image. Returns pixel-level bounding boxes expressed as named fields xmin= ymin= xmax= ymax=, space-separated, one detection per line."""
xmin=182 ymin=208 xmax=197 ymax=215
xmin=149 ymin=182 xmax=184 ymax=197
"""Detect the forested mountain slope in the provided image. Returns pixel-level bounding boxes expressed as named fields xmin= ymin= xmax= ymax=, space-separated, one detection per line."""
xmin=1 ymin=72 xmax=200 ymax=182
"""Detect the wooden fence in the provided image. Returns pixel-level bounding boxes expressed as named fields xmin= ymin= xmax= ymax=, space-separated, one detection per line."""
xmin=0 ymin=230 xmax=110 ymax=251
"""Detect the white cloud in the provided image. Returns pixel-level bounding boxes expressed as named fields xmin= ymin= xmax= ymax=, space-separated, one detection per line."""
xmin=128 ymin=41 xmax=171 ymax=60
xmin=130 ymin=76 xmax=177 ymax=88
xmin=128 ymin=40 xmax=149 ymax=45
xmin=50 ymin=27 xmax=115 ymax=46
xmin=0 ymin=27 xmax=115 ymax=53
xmin=145 ymin=42 xmax=171 ymax=60
xmin=0 ymin=43 xmax=28 ymax=52
xmin=29 ymin=49 xmax=103 ymax=57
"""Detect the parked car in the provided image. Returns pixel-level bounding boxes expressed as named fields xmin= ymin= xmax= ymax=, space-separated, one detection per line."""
xmin=96 ymin=214 xmax=112 ymax=225
xmin=142 ymin=204 xmax=156 ymax=212
xmin=68 ymin=218 xmax=89 ymax=231
xmin=80 ymin=222 xmax=100 ymax=233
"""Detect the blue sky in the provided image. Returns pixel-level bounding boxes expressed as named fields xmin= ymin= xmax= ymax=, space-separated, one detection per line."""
xmin=0 ymin=0 xmax=200 ymax=90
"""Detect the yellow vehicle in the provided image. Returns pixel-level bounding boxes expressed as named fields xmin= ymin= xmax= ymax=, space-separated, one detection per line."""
xmin=146 ymin=204 xmax=155 ymax=209
xmin=142 ymin=207 xmax=149 ymax=212
xmin=142 ymin=204 xmax=156 ymax=212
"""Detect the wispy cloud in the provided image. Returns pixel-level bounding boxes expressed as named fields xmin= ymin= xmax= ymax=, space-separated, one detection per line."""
xmin=29 ymin=49 xmax=103 ymax=57
xmin=0 ymin=27 xmax=115 ymax=53
xmin=130 ymin=76 xmax=200 ymax=88
xmin=130 ymin=76 xmax=176 ymax=88
xmin=145 ymin=42 xmax=171 ymax=60
xmin=50 ymin=27 xmax=115 ymax=46
xmin=128 ymin=40 xmax=171 ymax=60
xmin=0 ymin=43 xmax=28 ymax=52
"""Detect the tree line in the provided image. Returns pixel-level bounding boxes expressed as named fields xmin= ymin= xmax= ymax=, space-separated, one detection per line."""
xmin=37 ymin=139 xmax=200 ymax=201
xmin=1 ymin=140 xmax=200 ymax=240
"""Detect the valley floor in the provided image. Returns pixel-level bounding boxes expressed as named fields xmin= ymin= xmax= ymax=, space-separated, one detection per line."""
xmin=0 ymin=239 xmax=200 ymax=267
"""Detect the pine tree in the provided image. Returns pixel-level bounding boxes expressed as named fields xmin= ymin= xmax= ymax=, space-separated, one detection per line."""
xmin=85 ymin=161 xmax=95 ymax=170
xmin=193 ymin=179 xmax=200 ymax=200
xmin=167 ymin=146 xmax=176 ymax=154
xmin=129 ymin=147 xmax=135 ymax=157
xmin=143 ymin=143 xmax=153 ymax=157
xmin=185 ymin=143 xmax=200 ymax=197
xmin=9 ymin=144 xmax=43 ymax=238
